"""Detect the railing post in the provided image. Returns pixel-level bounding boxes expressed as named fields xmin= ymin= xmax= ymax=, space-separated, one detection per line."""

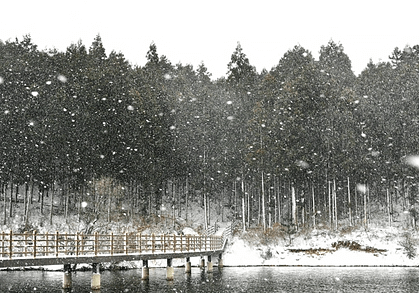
xmin=94 ymin=232 xmax=98 ymax=256
xmin=76 ymin=232 xmax=79 ymax=256
xmin=64 ymin=232 xmax=68 ymax=255
xmin=125 ymin=232 xmax=128 ymax=254
xmin=180 ymin=234 xmax=183 ymax=252
xmin=1 ymin=231 xmax=4 ymax=258
xmin=24 ymin=231 xmax=28 ymax=256
xmin=152 ymin=234 xmax=155 ymax=254
xmin=80 ymin=232 xmax=84 ymax=255
xmin=45 ymin=231 xmax=49 ymax=256
xmin=9 ymin=230 xmax=13 ymax=259
xmin=55 ymin=231 xmax=59 ymax=257
xmin=209 ymin=235 xmax=212 ymax=250
xmin=110 ymin=232 xmax=114 ymax=255
xmin=33 ymin=230 xmax=37 ymax=258
xmin=173 ymin=234 xmax=176 ymax=252
xmin=186 ymin=235 xmax=189 ymax=252
xmin=139 ymin=233 xmax=142 ymax=254
xmin=163 ymin=234 xmax=166 ymax=253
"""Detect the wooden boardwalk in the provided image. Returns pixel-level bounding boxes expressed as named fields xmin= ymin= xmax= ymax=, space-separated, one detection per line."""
xmin=0 ymin=230 xmax=227 ymax=268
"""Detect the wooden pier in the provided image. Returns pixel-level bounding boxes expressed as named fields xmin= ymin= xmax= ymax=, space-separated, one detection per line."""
xmin=0 ymin=230 xmax=228 ymax=289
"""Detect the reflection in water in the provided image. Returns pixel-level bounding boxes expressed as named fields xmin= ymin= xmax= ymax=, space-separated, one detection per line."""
xmin=1 ymin=267 xmax=419 ymax=292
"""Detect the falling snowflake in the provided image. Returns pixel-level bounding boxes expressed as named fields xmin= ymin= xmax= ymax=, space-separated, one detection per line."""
xmin=31 ymin=91 xmax=39 ymax=97
xmin=57 ymin=75 xmax=67 ymax=83
xmin=356 ymin=184 xmax=367 ymax=194
xmin=406 ymin=155 xmax=419 ymax=169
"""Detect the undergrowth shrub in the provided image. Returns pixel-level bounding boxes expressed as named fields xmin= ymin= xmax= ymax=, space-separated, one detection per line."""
xmin=399 ymin=232 xmax=417 ymax=259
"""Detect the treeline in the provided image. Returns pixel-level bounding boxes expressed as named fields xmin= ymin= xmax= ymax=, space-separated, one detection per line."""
xmin=1 ymin=35 xmax=419 ymax=230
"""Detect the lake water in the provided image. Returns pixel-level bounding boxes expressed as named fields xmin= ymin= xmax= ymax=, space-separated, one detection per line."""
xmin=1 ymin=266 xmax=419 ymax=292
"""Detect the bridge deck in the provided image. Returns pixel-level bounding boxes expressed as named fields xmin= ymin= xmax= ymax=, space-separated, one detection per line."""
xmin=0 ymin=231 xmax=227 ymax=268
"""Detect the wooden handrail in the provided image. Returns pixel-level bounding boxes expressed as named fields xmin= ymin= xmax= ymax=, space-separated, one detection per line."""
xmin=0 ymin=231 xmax=224 ymax=260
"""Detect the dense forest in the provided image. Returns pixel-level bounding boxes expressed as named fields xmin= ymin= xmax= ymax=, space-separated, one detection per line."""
xmin=1 ymin=35 xmax=419 ymax=232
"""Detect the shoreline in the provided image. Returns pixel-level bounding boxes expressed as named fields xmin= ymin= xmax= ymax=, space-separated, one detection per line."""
xmin=1 ymin=264 xmax=419 ymax=272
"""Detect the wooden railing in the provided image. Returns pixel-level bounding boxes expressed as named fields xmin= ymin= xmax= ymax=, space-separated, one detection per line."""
xmin=0 ymin=231 xmax=224 ymax=260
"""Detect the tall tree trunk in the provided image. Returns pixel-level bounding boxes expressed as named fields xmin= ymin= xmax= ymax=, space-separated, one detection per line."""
xmin=40 ymin=189 xmax=45 ymax=215
xmin=247 ymin=182 xmax=251 ymax=227
xmin=108 ymin=179 xmax=112 ymax=223
xmin=15 ymin=184 xmax=18 ymax=204
xmin=354 ymin=185 xmax=358 ymax=225
xmin=242 ymin=178 xmax=246 ymax=232
xmin=204 ymin=192 xmax=208 ymax=230
xmin=364 ymin=183 xmax=368 ymax=228
xmin=291 ymin=185 xmax=296 ymax=229
xmin=9 ymin=180 xmax=13 ymax=218
xmin=233 ymin=181 xmax=237 ymax=220
xmin=328 ymin=180 xmax=332 ymax=227
xmin=24 ymin=182 xmax=28 ymax=218
xmin=312 ymin=183 xmax=316 ymax=228
xmin=386 ymin=186 xmax=392 ymax=227
xmin=333 ymin=178 xmax=338 ymax=230
xmin=24 ymin=181 xmax=32 ymax=229
xmin=277 ymin=178 xmax=281 ymax=224
xmin=347 ymin=177 xmax=352 ymax=226
xmin=2 ymin=183 xmax=6 ymax=225
xmin=93 ymin=178 xmax=98 ymax=214
xmin=185 ymin=177 xmax=189 ymax=221
xmin=50 ymin=182 xmax=54 ymax=225
xmin=148 ymin=185 xmax=152 ymax=217
xmin=65 ymin=183 xmax=69 ymax=222
xmin=261 ymin=171 xmax=266 ymax=231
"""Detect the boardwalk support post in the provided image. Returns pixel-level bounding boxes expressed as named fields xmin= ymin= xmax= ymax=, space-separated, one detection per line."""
xmin=207 ymin=255 xmax=213 ymax=273
xmin=218 ymin=253 xmax=223 ymax=268
xmin=63 ymin=263 xmax=72 ymax=289
xmin=200 ymin=257 xmax=205 ymax=270
xmin=185 ymin=256 xmax=191 ymax=274
xmin=141 ymin=260 xmax=149 ymax=280
xmin=166 ymin=258 xmax=174 ymax=281
xmin=91 ymin=263 xmax=101 ymax=290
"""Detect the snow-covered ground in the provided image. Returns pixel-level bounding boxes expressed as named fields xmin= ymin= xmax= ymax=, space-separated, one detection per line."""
xmin=2 ymin=198 xmax=419 ymax=269
xmin=223 ymin=226 xmax=419 ymax=267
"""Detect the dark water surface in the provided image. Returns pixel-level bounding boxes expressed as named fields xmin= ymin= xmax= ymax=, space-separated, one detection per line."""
xmin=1 ymin=267 xmax=419 ymax=292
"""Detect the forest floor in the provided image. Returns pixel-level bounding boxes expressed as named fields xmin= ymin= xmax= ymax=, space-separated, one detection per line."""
xmin=1 ymin=198 xmax=419 ymax=269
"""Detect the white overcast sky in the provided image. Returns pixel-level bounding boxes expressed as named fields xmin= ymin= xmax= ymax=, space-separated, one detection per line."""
xmin=1 ymin=0 xmax=418 ymax=79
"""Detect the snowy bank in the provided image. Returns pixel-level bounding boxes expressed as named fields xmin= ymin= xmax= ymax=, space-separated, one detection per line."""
xmin=223 ymin=227 xmax=419 ymax=267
